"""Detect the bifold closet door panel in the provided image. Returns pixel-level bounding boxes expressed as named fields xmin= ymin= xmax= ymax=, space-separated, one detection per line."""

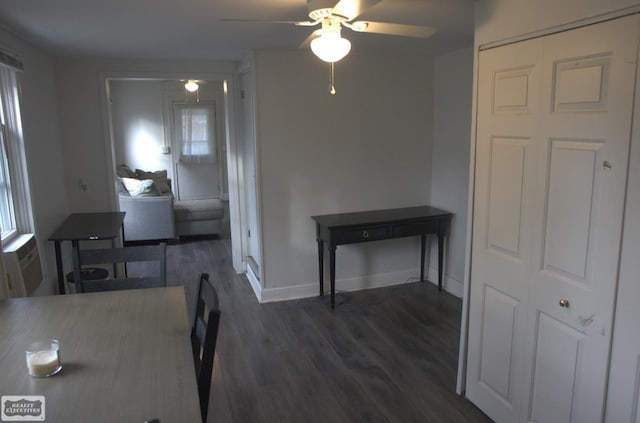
xmin=466 ymin=35 xmax=543 ymax=423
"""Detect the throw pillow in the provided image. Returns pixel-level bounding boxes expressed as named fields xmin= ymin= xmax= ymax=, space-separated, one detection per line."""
xmin=121 ymin=177 xmax=158 ymax=197
xmin=135 ymin=169 xmax=171 ymax=194
xmin=116 ymin=163 xmax=136 ymax=178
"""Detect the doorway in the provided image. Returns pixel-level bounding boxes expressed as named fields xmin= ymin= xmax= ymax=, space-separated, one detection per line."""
xmin=101 ymin=72 xmax=249 ymax=273
xmin=108 ymin=79 xmax=227 ymax=203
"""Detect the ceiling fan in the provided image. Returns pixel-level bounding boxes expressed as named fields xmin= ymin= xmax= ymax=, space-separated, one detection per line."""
xmin=222 ymin=0 xmax=436 ymax=63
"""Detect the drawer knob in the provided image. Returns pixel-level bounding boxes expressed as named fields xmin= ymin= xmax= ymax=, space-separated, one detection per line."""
xmin=362 ymin=230 xmax=369 ymax=238
xmin=559 ymin=298 xmax=570 ymax=308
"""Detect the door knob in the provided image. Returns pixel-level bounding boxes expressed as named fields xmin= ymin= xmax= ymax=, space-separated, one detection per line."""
xmin=559 ymin=298 xmax=570 ymax=308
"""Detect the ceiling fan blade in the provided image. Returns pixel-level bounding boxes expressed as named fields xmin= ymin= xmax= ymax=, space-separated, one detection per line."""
xmin=351 ymin=21 xmax=436 ymax=38
xmin=298 ymin=29 xmax=322 ymax=49
xmin=220 ymin=18 xmax=318 ymax=26
xmin=330 ymin=0 xmax=381 ymax=21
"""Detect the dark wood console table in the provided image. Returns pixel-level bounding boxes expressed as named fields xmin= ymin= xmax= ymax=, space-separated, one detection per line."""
xmin=312 ymin=206 xmax=452 ymax=309
xmin=49 ymin=212 xmax=125 ymax=294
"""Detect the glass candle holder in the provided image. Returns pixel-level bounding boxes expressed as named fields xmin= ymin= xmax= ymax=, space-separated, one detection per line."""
xmin=26 ymin=339 xmax=62 ymax=377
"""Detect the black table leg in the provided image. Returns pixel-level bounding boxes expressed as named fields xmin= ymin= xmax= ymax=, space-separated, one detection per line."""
xmin=437 ymin=232 xmax=444 ymax=291
xmin=329 ymin=245 xmax=336 ymax=309
xmin=54 ymin=241 xmax=65 ymax=295
xmin=420 ymin=234 xmax=426 ymax=282
xmin=317 ymin=239 xmax=324 ymax=296
xmin=71 ymin=240 xmax=81 ymax=293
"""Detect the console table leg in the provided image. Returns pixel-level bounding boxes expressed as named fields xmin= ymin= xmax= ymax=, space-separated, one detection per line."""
xmin=420 ymin=234 xmax=426 ymax=282
xmin=437 ymin=232 xmax=444 ymax=291
xmin=329 ymin=246 xmax=336 ymax=309
xmin=317 ymin=239 xmax=324 ymax=296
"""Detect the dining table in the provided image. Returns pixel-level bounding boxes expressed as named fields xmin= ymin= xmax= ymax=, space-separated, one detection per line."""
xmin=0 ymin=286 xmax=202 ymax=422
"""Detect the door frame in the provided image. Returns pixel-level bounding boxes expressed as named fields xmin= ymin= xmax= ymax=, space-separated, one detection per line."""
xmin=237 ymin=54 xmax=265 ymax=295
xmin=99 ymin=70 xmax=247 ymax=273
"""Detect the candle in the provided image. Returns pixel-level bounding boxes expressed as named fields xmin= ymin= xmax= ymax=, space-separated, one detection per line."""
xmin=26 ymin=339 xmax=62 ymax=377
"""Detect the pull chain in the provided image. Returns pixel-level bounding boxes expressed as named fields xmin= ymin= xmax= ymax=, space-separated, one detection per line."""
xmin=329 ymin=62 xmax=336 ymax=95
xmin=185 ymin=84 xmax=200 ymax=102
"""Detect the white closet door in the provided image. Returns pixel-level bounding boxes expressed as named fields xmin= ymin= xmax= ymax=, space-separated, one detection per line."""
xmin=467 ymin=15 xmax=639 ymax=423
xmin=466 ymin=37 xmax=543 ymax=423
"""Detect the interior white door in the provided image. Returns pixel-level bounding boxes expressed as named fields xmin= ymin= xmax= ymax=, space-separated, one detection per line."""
xmin=467 ymin=15 xmax=639 ymax=423
xmin=172 ymin=101 xmax=220 ymax=201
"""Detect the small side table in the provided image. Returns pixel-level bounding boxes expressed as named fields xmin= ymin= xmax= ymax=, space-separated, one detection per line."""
xmin=49 ymin=212 xmax=125 ymax=294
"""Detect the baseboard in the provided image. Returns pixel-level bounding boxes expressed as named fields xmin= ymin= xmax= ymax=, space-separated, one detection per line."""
xmin=258 ymin=269 xmax=420 ymax=303
xmin=427 ymin=266 xmax=464 ymax=298
xmin=245 ymin=264 xmax=263 ymax=302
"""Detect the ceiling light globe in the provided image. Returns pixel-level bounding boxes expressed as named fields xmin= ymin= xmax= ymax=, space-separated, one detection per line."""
xmin=311 ymin=33 xmax=351 ymax=63
xmin=184 ymin=80 xmax=199 ymax=92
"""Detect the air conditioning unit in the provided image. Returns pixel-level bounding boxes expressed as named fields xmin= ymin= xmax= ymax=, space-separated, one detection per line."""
xmin=3 ymin=233 xmax=43 ymax=297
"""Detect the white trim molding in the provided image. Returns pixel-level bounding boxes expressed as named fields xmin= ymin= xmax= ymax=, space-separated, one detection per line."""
xmin=427 ymin=266 xmax=464 ymax=298
xmin=255 ymin=268 xmax=421 ymax=304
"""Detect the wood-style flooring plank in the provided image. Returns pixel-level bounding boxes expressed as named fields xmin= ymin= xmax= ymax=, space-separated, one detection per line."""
xmin=160 ymin=238 xmax=491 ymax=423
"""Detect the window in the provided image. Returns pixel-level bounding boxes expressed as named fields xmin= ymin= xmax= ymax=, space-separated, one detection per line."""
xmin=0 ymin=53 xmax=31 ymax=243
xmin=173 ymin=102 xmax=216 ymax=164
xmin=0 ymin=122 xmax=16 ymax=239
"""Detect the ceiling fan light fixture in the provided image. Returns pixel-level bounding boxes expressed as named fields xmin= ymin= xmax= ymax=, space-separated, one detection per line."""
xmin=311 ymin=30 xmax=351 ymax=63
xmin=184 ymin=80 xmax=199 ymax=92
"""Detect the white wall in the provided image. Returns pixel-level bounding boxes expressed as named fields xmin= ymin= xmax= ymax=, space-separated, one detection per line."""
xmin=54 ymin=58 xmax=237 ymax=213
xmin=428 ymin=47 xmax=473 ymax=298
xmin=475 ymin=0 xmax=639 ymax=46
xmin=110 ymin=81 xmax=172 ymax=176
xmin=253 ymin=49 xmax=433 ymax=299
xmin=0 ymin=28 xmax=69 ymax=295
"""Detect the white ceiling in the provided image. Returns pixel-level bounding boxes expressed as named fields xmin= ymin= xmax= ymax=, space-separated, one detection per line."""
xmin=0 ymin=0 xmax=474 ymax=61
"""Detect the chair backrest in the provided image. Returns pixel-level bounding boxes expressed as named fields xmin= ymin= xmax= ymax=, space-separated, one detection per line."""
xmin=191 ymin=273 xmax=221 ymax=422
xmin=72 ymin=243 xmax=167 ymax=293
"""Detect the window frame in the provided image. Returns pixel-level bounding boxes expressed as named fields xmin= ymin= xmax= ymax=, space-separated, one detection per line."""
xmin=0 ymin=60 xmax=34 ymax=245
xmin=0 ymin=123 xmax=17 ymax=240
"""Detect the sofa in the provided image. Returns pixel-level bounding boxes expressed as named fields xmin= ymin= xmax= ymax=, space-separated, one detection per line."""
xmin=119 ymin=192 xmax=175 ymax=241
xmin=116 ymin=164 xmax=225 ymax=242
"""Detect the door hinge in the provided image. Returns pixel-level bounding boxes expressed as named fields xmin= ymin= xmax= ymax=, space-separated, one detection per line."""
xmin=247 ymin=229 xmax=251 ymax=238
xmin=241 ymin=90 xmax=245 ymax=99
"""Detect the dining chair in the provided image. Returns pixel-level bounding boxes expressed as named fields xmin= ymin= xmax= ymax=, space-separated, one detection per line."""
xmin=71 ymin=242 xmax=167 ymax=293
xmin=191 ymin=273 xmax=221 ymax=423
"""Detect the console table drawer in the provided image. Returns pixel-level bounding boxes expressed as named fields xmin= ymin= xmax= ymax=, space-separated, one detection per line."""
xmin=338 ymin=226 xmax=388 ymax=244
xmin=392 ymin=221 xmax=439 ymax=238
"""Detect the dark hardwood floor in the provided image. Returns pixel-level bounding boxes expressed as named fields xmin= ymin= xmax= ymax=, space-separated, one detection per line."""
xmin=164 ymin=237 xmax=491 ymax=423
